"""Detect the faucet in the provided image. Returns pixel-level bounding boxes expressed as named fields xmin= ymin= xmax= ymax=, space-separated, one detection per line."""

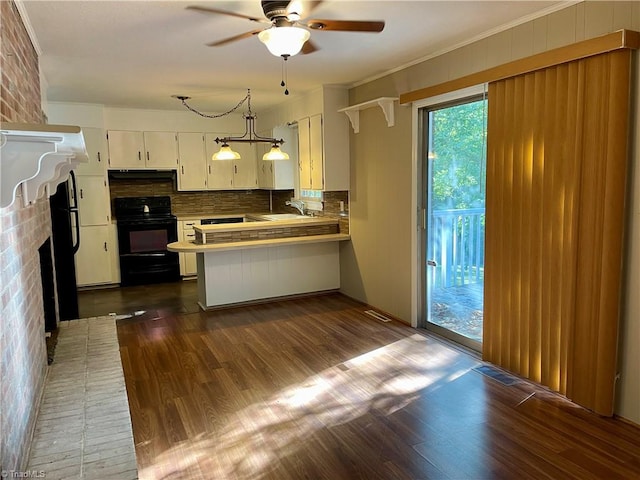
xmin=286 ymin=199 xmax=305 ymax=215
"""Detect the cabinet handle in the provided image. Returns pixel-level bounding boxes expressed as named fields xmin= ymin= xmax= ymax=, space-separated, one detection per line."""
xmin=97 ymin=152 xmax=101 ymax=162
xmin=104 ymin=242 xmax=108 ymax=252
xmin=234 ymin=165 xmax=238 ymax=174
xmin=208 ymin=165 xmax=211 ymax=174
xmin=147 ymin=151 xmax=150 ymax=162
xmin=138 ymin=151 xmax=142 ymax=161
xmin=181 ymin=166 xmax=184 ymax=174
xmin=270 ymin=164 xmax=273 ymax=173
xmin=80 ymin=189 xmax=84 ymax=199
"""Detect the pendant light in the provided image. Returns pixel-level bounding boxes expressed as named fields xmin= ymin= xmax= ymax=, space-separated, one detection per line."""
xmin=262 ymin=143 xmax=290 ymax=161
xmin=211 ymin=143 xmax=241 ymax=161
xmin=175 ymin=89 xmax=290 ymax=161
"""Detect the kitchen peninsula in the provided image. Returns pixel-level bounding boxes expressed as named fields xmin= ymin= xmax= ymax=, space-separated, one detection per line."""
xmin=168 ymin=214 xmax=350 ymax=309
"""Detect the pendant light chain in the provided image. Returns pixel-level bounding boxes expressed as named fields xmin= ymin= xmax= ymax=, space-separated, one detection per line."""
xmin=178 ymin=90 xmax=250 ymax=119
xmin=176 ymin=88 xmax=289 ymax=160
xmin=281 ymin=55 xmax=290 ymax=96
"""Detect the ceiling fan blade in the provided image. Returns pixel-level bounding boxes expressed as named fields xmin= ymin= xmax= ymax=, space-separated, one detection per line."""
xmin=206 ymin=30 xmax=263 ymax=47
xmin=305 ymin=19 xmax=385 ymax=32
xmin=187 ymin=5 xmax=269 ymax=24
xmin=300 ymin=39 xmax=319 ymax=54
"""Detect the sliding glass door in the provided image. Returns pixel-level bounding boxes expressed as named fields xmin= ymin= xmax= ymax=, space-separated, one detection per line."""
xmin=421 ymin=96 xmax=487 ymax=350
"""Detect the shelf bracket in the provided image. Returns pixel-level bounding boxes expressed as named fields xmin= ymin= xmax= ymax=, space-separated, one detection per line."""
xmin=338 ymin=97 xmax=398 ymax=133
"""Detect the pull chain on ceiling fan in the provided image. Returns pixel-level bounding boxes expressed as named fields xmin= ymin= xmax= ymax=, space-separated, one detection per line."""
xmin=187 ymin=1 xmax=385 ymax=57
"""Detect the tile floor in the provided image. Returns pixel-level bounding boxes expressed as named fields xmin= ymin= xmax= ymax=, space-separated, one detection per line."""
xmin=27 ymin=316 xmax=138 ymax=480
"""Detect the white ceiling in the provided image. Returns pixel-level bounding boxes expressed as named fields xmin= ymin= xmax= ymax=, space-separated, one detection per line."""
xmin=21 ymin=0 xmax=567 ymax=113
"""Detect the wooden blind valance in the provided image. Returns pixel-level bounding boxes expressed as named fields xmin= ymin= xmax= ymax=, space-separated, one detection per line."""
xmin=399 ymin=30 xmax=639 ymax=105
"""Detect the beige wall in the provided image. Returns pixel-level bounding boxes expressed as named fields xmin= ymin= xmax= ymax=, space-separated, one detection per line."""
xmin=343 ymin=1 xmax=640 ymax=423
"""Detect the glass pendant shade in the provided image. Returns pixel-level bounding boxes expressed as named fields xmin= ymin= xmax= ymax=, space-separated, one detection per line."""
xmin=258 ymin=26 xmax=310 ymax=57
xmin=263 ymin=144 xmax=290 ymax=161
xmin=212 ymin=144 xmax=241 ymax=160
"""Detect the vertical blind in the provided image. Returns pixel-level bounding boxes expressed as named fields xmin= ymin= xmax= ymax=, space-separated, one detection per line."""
xmin=483 ymin=49 xmax=632 ymax=415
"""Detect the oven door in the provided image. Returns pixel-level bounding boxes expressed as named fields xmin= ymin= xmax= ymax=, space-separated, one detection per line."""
xmin=117 ymin=218 xmax=179 ymax=286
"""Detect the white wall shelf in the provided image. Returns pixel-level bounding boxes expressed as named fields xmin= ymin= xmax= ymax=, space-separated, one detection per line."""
xmin=338 ymin=97 xmax=398 ymax=133
xmin=0 ymin=123 xmax=88 ymax=208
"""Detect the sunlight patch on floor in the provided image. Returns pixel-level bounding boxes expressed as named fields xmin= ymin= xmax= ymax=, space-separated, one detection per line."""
xmin=139 ymin=333 xmax=476 ymax=480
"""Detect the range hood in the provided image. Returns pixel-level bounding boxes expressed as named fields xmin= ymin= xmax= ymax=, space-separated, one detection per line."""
xmin=108 ymin=170 xmax=176 ymax=181
xmin=0 ymin=122 xmax=88 ymax=208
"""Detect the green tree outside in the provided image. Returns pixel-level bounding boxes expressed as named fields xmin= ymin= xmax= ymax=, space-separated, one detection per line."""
xmin=430 ymin=99 xmax=487 ymax=210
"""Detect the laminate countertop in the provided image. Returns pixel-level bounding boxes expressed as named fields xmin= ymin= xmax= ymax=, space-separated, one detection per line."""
xmin=167 ymin=214 xmax=349 ymax=253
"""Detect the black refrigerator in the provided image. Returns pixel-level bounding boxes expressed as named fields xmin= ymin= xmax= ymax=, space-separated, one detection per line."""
xmin=49 ymin=171 xmax=80 ymax=321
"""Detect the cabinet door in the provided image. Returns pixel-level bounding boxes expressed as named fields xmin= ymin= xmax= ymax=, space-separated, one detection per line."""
xmin=107 ymin=130 xmax=145 ymax=169
xmin=178 ymin=220 xmax=198 ymax=276
xmin=204 ymin=133 xmax=234 ymax=189
xmin=272 ymin=125 xmax=296 ymax=190
xmin=298 ymin=117 xmax=312 ymax=189
xmin=309 ymin=114 xmax=324 ymax=190
xmin=76 ymin=127 xmax=108 ymax=175
xmin=144 ymin=131 xmax=178 ymax=169
xmin=258 ymin=160 xmax=274 ymax=189
xmin=76 ymin=176 xmax=110 ymax=226
xmin=177 ymin=133 xmax=207 ymax=191
xmin=256 ymin=140 xmax=273 ymax=189
xmin=232 ymin=142 xmax=257 ymax=189
xmin=75 ymin=225 xmax=113 ymax=286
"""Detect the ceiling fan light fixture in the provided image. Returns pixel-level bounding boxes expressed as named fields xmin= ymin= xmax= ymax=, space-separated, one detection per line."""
xmin=262 ymin=143 xmax=290 ymax=161
xmin=212 ymin=143 xmax=241 ymax=161
xmin=258 ymin=26 xmax=310 ymax=57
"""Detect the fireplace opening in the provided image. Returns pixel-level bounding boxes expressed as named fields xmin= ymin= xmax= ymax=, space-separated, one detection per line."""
xmin=38 ymin=238 xmax=57 ymax=333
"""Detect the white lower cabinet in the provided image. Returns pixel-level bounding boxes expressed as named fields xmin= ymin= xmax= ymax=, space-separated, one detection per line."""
xmin=76 ymin=224 xmax=118 ymax=286
xmin=178 ymin=220 xmax=199 ymax=276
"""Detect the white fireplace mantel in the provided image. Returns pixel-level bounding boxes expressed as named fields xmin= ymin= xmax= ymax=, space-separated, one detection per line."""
xmin=0 ymin=123 xmax=88 ymax=208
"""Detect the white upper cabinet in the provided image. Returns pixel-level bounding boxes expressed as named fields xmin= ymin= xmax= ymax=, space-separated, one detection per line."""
xmin=231 ymin=142 xmax=258 ymax=189
xmin=204 ymin=133 xmax=257 ymax=190
xmin=177 ymin=132 xmax=207 ymax=191
xmin=295 ymin=86 xmax=350 ymax=192
xmin=76 ymin=127 xmax=108 ymax=176
xmin=107 ymin=130 xmax=144 ymax=169
xmin=258 ymin=125 xmax=296 ymax=190
xmin=298 ymin=114 xmax=324 ymax=190
xmin=309 ymin=114 xmax=324 ymax=190
xmin=107 ymin=130 xmax=178 ymax=169
xmin=143 ymin=131 xmax=179 ymax=168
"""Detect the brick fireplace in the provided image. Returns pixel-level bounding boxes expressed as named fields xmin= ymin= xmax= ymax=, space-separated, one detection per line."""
xmin=0 ymin=0 xmax=51 ymax=472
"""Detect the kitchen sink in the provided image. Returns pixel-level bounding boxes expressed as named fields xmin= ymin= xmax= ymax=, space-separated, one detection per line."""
xmin=261 ymin=214 xmax=309 ymax=221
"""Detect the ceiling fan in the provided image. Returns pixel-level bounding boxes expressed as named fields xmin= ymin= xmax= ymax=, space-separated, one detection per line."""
xmin=187 ymin=1 xmax=385 ymax=57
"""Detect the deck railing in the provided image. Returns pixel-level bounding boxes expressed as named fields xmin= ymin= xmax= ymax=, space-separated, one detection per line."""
xmin=429 ymin=208 xmax=485 ymax=288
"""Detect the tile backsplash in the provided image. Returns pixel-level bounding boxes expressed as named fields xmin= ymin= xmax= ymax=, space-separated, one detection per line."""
xmin=109 ymin=179 xmax=272 ymax=217
xmin=109 ymin=179 xmax=350 ymax=234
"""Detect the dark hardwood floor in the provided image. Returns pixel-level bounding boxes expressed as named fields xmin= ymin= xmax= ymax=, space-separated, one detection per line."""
xmin=80 ymin=283 xmax=640 ymax=479
xmin=78 ymin=279 xmax=200 ymax=318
